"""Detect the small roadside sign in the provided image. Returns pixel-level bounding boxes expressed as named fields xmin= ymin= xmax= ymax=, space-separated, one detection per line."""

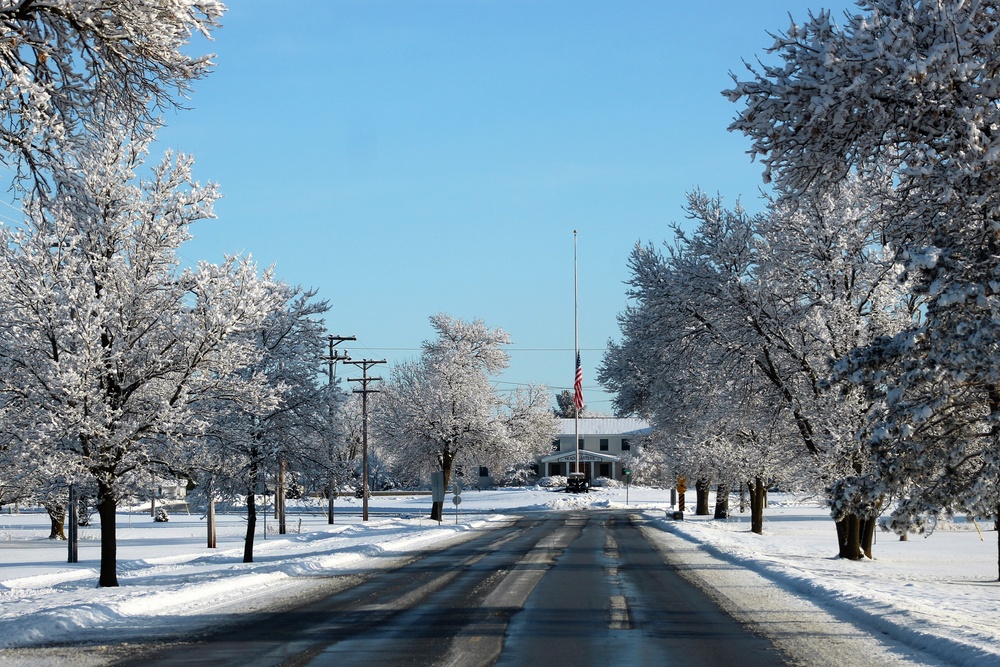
xmin=431 ymin=471 xmax=445 ymax=503
xmin=452 ymin=482 xmax=462 ymax=524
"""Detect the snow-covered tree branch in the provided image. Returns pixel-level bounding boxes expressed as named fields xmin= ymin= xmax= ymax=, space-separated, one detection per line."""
xmin=727 ymin=1 xmax=1000 ymax=571
xmin=600 ymin=178 xmax=915 ymax=553
xmin=0 ymin=0 xmax=224 ymax=193
xmin=0 ymin=129 xmax=279 ymax=586
xmin=376 ymin=314 xmax=556 ymax=521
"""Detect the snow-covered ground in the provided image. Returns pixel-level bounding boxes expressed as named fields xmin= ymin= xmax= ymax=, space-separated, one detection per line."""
xmin=0 ymin=488 xmax=997 ymax=665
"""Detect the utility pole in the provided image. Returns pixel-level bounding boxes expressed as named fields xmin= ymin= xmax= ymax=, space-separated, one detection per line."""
xmin=322 ymin=335 xmax=355 ymax=384
xmin=345 ymin=358 xmax=385 ymax=521
xmin=322 ymin=335 xmax=355 ymax=524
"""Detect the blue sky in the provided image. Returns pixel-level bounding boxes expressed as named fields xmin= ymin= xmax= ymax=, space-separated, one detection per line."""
xmin=156 ymin=0 xmax=857 ymax=413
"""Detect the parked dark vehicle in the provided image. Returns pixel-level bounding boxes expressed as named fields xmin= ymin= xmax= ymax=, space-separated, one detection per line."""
xmin=565 ymin=472 xmax=589 ymax=494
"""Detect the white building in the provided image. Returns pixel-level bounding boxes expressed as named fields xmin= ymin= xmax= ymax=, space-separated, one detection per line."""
xmin=538 ymin=418 xmax=652 ymax=482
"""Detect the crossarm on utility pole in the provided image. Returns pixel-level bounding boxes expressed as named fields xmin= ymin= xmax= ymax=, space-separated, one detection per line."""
xmin=345 ymin=358 xmax=386 ymax=521
xmin=322 ymin=335 xmax=356 ymax=384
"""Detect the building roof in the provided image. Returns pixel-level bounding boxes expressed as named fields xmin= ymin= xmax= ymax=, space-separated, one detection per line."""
xmin=540 ymin=449 xmax=622 ymax=464
xmin=556 ymin=418 xmax=652 ymax=437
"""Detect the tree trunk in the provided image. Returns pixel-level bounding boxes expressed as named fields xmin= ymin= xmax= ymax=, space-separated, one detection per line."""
xmin=276 ymin=456 xmax=286 ymax=534
xmin=847 ymin=515 xmax=861 ymax=559
xmin=695 ymin=478 xmax=711 ymax=516
xmin=836 ymin=514 xmax=863 ymax=559
xmin=860 ymin=514 xmax=876 ymax=559
xmin=835 ymin=515 xmax=848 ymax=557
xmin=45 ymin=503 xmax=66 ymax=540
xmin=747 ymin=478 xmax=767 ymax=535
xmin=328 ymin=477 xmax=336 ymax=525
xmin=96 ymin=479 xmax=119 ymax=587
xmin=713 ymin=483 xmax=730 ymax=519
xmin=244 ymin=456 xmax=259 ymax=563
xmin=244 ymin=492 xmax=257 ymax=563
xmin=994 ymin=515 xmax=1000 ymax=582
xmin=836 ymin=511 xmax=877 ymax=560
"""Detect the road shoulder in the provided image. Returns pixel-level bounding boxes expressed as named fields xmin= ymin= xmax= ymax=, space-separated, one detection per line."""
xmin=636 ymin=517 xmax=945 ymax=667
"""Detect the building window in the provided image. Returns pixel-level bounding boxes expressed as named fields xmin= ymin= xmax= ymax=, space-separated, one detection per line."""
xmin=578 ymin=438 xmax=585 ymax=450
xmin=600 ymin=438 xmax=609 ymax=451
xmin=553 ymin=439 xmax=561 ymax=452
xmin=621 ymin=438 xmax=631 ymax=451
xmin=478 ymin=467 xmax=489 ymax=477
xmin=599 ymin=463 xmax=611 ymax=478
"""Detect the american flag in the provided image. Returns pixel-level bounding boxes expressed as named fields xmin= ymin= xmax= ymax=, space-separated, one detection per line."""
xmin=574 ymin=352 xmax=584 ymax=412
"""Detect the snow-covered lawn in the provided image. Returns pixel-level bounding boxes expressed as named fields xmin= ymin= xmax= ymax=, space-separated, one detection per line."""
xmin=0 ymin=488 xmax=997 ymax=665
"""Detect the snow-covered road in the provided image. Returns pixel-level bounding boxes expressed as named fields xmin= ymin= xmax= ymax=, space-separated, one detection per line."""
xmin=0 ymin=488 xmax=996 ymax=665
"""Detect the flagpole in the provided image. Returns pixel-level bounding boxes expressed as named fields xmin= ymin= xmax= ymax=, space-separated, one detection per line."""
xmin=574 ymin=230 xmax=580 ymax=478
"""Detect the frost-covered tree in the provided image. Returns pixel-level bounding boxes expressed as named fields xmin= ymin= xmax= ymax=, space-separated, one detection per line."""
xmin=614 ymin=434 xmax=665 ymax=487
xmin=601 ymin=179 xmax=913 ymax=556
xmin=0 ymin=131 xmax=280 ymax=586
xmin=335 ymin=392 xmax=367 ymax=489
xmin=600 ymin=214 xmax=800 ymax=532
xmin=0 ymin=424 xmax=35 ymax=507
xmin=197 ymin=285 xmax=339 ymax=563
xmin=553 ymin=389 xmax=584 ymax=418
xmin=0 ymin=425 xmax=80 ymax=537
xmin=376 ymin=314 xmax=557 ymax=520
xmin=304 ymin=379 xmax=353 ymax=516
xmin=726 ymin=1 xmax=1000 ymax=569
xmin=0 ymin=0 xmax=224 ymax=192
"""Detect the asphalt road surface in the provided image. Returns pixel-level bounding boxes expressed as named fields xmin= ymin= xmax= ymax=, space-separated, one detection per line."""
xmin=119 ymin=511 xmax=788 ymax=667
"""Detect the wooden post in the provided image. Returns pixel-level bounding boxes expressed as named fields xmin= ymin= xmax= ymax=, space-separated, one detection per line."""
xmin=207 ymin=476 xmax=217 ymax=549
xmin=67 ymin=484 xmax=78 ymax=563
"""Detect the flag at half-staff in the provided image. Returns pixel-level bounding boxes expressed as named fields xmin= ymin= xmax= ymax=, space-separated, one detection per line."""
xmin=574 ymin=352 xmax=584 ymax=413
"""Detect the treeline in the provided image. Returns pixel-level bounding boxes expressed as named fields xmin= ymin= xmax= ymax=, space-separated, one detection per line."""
xmin=600 ymin=1 xmax=1000 ymax=577
xmin=0 ymin=1 xmax=350 ymax=585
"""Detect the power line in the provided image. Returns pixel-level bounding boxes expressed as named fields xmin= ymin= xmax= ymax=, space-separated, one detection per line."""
xmin=493 ymin=379 xmax=601 ymax=389
xmin=491 ymin=380 xmax=613 ymax=403
xmin=341 ymin=346 xmax=608 ymax=353
xmin=341 ymin=344 xmax=615 ymax=401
